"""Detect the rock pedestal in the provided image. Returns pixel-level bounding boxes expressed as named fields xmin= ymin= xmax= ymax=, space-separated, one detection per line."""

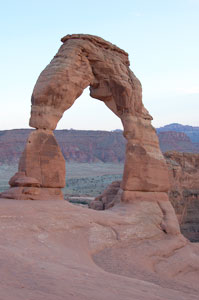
xmin=1 ymin=130 xmax=65 ymax=200
xmin=1 ymin=34 xmax=169 ymax=201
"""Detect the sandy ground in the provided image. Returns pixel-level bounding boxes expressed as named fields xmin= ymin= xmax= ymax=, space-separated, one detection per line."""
xmin=0 ymin=198 xmax=198 ymax=300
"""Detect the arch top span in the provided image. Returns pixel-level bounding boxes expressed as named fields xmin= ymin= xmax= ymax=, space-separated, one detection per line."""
xmin=61 ymin=34 xmax=129 ymax=58
xmin=30 ymin=33 xmax=152 ymax=131
xmin=0 ymin=34 xmax=170 ymax=201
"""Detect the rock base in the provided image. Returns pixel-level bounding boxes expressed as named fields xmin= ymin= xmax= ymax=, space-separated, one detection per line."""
xmin=0 ymin=187 xmax=64 ymax=200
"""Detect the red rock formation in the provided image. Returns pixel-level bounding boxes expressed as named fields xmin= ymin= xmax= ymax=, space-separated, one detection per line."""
xmin=1 ymin=34 xmax=169 ymax=201
xmin=0 ymin=129 xmax=126 ymax=164
xmin=56 ymin=130 xmax=125 ymax=163
xmin=158 ymin=131 xmax=198 ymax=153
xmin=2 ymin=130 xmax=65 ymax=200
xmin=0 ymin=198 xmax=198 ymax=299
xmin=90 ymin=151 xmax=199 ymax=242
xmin=0 ymin=36 xmax=198 ymax=298
xmin=89 ymin=181 xmax=122 ymax=210
xmin=1 ymin=128 xmax=199 ymax=165
xmin=165 ymin=151 xmax=199 ymax=242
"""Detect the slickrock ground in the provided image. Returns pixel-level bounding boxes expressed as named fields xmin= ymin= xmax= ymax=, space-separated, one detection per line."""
xmin=0 ymin=198 xmax=199 ymax=300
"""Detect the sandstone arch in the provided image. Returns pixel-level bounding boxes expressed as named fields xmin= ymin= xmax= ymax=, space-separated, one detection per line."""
xmin=1 ymin=34 xmax=170 ymax=201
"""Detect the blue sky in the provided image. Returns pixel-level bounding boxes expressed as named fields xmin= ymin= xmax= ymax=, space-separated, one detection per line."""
xmin=0 ymin=0 xmax=198 ymax=130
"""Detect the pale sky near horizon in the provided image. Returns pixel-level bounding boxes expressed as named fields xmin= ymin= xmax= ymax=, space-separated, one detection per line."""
xmin=0 ymin=0 xmax=198 ymax=131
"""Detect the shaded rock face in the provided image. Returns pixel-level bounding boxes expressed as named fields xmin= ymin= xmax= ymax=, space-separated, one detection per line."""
xmin=90 ymin=151 xmax=199 ymax=242
xmin=1 ymin=34 xmax=169 ymax=200
xmin=89 ymin=181 xmax=122 ymax=210
xmin=165 ymin=151 xmax=199 ymax=242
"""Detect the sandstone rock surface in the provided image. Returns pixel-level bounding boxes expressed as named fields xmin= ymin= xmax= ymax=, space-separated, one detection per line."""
xmin=89 ymin=180 xmax=122 ymax=210
xmin=90 ymin=151 xmax=199 ymax=242
xmin=165 ymin=151 xmax=199 ymax=242
xmin=1 ymin=34 xmax=169 ymax=201
xmin=1 ymin=130 xmax=65 ymax=200
xmin=0 ymin=198 xmax=198 ymax=300
xmin=1 ymin=33 xmax=199 ymax=300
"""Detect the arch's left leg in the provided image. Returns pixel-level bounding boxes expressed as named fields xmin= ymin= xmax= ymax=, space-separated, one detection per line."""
xmin=0 ymin=130 xmax=65 ymax=200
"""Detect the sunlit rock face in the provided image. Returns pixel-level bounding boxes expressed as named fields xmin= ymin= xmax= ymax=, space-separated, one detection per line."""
xmin=1 ymin=34 xmax=169 ymax=200
xmin=2 ymin=130 xmax=65 ymax=200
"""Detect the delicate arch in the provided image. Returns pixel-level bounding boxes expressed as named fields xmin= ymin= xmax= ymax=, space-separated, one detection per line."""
xmin=1 ymin=34 xmax=169 ymax=201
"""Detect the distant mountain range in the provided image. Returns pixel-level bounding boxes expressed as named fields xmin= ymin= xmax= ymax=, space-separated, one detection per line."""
xmin=0 ymin=123 xmax=198 ymax=164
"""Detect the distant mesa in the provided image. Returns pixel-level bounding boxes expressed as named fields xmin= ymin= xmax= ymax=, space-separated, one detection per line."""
xmin=157 ymin=131 xmax=198 ymax=153
xmin=0 ymin=124 xmax=198 ymax=165
xmin=156 ymin=123 xmax=199 ymax=153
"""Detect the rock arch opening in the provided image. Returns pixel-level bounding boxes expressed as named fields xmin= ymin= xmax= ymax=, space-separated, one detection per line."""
xmin=0 ymin=34 xmax=169 ymax=202
xmin=57 ymin=87 xmax=123 ymax=131
xmin=55 ymin=88 xmax=125 ymax=203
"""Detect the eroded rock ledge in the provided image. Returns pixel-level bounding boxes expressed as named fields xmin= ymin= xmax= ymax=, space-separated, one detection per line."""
xmin=89 ymin=151 xmax=199 ymax=242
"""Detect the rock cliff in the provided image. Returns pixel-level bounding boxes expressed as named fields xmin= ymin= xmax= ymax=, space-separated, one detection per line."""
xmin=90 ymin=151 xmax=199 ymax=242
xmin=0 ymin=127 xmax=198 ymax=165
xmin=165 ymin=151 xmax=199 ymax=242
xmin=158 ymin=131 xmax=198 ymax=153
xmin=157 ymin=123 xmax=199 ymax=148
